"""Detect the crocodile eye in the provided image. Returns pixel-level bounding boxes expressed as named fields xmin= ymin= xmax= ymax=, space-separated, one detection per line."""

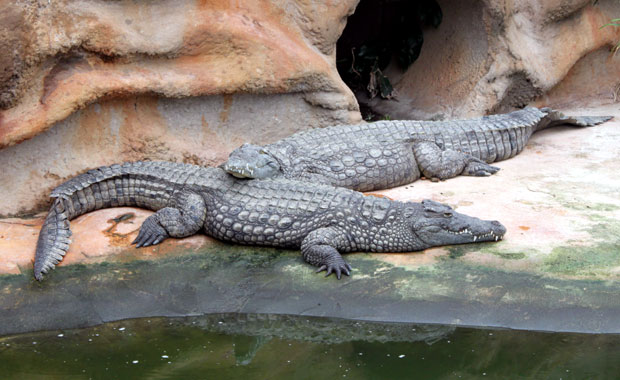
xmin=443 ymin=212 xmax=453 ymax=217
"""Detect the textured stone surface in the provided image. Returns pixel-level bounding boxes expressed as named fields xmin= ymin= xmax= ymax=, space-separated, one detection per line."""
xmin=0 ymin=104 xmax=618 ymax=334
xmin=368 ymin=0 xmax=620 ymax=119
xmin=0 ymin=93 xmax=353 ymax=215
xmin=0 ymin=0 xmax=363 ymax=215
xmin=0 ymin=0 xmax=360 ymax=147
xmin=535 ymin=47 xmax=620 ymax=108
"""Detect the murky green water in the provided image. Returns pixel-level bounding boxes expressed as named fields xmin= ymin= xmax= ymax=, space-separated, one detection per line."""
xmin=1 ymin=314 xmax=618 ymax=379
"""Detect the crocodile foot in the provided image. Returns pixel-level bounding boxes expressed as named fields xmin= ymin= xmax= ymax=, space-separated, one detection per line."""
xmin=316 ymin=257 xmax=352 ymax=280
xmin=463 ymin=160 xmax=500 ymax=177
xmin=132 ymin=215 xmax=170 ymax=248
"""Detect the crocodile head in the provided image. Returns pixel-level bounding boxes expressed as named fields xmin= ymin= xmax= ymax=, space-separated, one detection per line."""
xmin=412 ymin=200 xmax=506 ymax=247
xmin=223 ymin=143 xmax=281 ymax=179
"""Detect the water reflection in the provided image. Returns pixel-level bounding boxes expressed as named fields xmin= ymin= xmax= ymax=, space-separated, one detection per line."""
xmin=0 ymin=314 xmax=618 ymax=379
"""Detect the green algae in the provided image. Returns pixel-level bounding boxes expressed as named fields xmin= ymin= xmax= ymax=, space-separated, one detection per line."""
xmin=445 ymin=243 xmax=527 ymax=261
xmin=562 ymin=201 xmax=620 ymax=213
xmin=446 ymin=245 xmax=469 ymax=259
xmin=494 ymin=176 xmax=620 ymax=279
xmin=542 ymin=243 xmax=620 ymax=277
xmin=2 ymin=202 xmax=620 ymax=336
xmin=493 ymin=251 xmax=526 ymax=260
xmin=537 ymin=205 xmax=620 ymax=278
xmin=585 ymin=214 xmax=620 ymax=239
xmin=444 ymin=243 xmax=486 ymax=259
xmin=541 ymin=212 xmax=620 ymax=278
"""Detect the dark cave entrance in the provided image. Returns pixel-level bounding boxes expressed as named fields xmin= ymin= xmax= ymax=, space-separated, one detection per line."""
xmin=336 ymin=0 xmax=442 ymax=120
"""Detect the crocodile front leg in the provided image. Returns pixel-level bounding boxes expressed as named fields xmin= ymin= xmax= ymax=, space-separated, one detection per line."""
xmin=413 ymin=141 xmax=499 ymax=181
xmin=301 ymin=227 xmax=352 ymax=279
xmin=133 ymin=191 xmax=207 ymax=247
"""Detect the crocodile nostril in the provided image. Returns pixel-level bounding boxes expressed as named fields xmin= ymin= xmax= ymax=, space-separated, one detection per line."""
xmin=491 ymin=221 xmax=507 ymax=235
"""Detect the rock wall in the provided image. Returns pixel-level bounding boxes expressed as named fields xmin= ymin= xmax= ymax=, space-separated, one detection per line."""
xmin=367 ymin=0 xmax=620 ymax=120
xmin=0 ymin=0 xmax=361 ymax=215
xmin=0 ymin=0 xmax=362 ymax=147
xmin=0 ymin=93 xmax=349 ymax=215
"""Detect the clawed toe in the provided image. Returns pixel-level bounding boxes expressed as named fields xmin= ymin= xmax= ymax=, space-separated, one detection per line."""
xmin=316 ymin=261 xmax=352 ymax=280
xmin=316 ymin=265 xmax=327 ymax=273
xmin=465 ymin=163 xmax=500 ymax=177
xmin=132 ymin=216 xmax=169 ymax=248
xmin=488 ymin=165 xmax=500 ymax=174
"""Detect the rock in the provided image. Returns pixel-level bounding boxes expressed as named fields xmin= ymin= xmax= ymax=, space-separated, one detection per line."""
xmin=0 ymin=208 xmax=213 ymax=275
xmin=0 ymin=0 xmax=361 ymax=147
xmin=0 ymin=93 xmax=359 ymax=215
xmin=535 ymin=47 xmax=620 ymax=108
xmin=364 ymin=0 xmax=620 ymax=119
xmin=0 ymin=0 xmax=361 ymax=215
xmin=0 ymin=0 xmax=361 ymax=148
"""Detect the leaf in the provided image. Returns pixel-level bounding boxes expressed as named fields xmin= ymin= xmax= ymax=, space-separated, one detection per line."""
xmin=378 ymin=71 xmax=394 ymax=99
xmin=367 ymin=69 xmax=378 ymax=99
xmin=420 ymin=0 xmax=443 ymax=28
xmin=367 ymin=67 xmax=394 ymax=100
xmin=600 ymin=18 xmax=620 ymax=28
xmin=398 ymin=33 xmax=424 ymax=68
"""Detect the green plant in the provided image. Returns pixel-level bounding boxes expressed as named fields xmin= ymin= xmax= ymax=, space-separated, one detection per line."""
xmin=600 ymin=18 xmax=620 ymax=54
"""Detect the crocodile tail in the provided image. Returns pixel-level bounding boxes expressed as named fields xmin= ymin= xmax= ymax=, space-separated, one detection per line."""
xmin=34 ymin=198 xmax=73 ymax=281
xmin=34 ymin=163 xmax=132 ymax=281
xmin=537 ymin=108 xmax=613 ymax=131
xmin=33 ymin=161 xmax=177 ymax=281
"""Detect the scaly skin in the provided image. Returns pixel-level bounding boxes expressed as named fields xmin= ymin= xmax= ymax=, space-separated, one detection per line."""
xmin=223 ymin=107 xmax=613 ymax=191
xmin=34 ymin=162 xmax=506 ymax=281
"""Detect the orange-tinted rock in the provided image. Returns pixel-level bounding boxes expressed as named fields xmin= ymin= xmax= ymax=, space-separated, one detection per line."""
xmin=0 ymin=208 xmax=213 ymax=277
xmin=0 ymin=0 xmax=363 ymax=215
xmin=366 ymin=0 xmax=620 ymax=119
xmin=0 ymin=92 xmax=361 ymax=216
xmin=0 ymin=0 xmax=360 ymax=148
xmin=535 ymin=47 xmax=620 ymax=108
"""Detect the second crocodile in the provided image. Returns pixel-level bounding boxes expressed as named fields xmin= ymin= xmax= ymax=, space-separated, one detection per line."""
xmin=223 ymin=107 xmax=612 ymax=191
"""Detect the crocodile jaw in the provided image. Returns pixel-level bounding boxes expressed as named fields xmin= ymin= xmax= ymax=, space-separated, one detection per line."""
xmin=412 ymin=200 xmax=506 ymax=247
xmin=223 ymin=143 xmax=281 ymax=179
xmin=415 ymin=219 xmax=506 ymax=247
xmin=224 ymin=164 xmax=255 ymax=178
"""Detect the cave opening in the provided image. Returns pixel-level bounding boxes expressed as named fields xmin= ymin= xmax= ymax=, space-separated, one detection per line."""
xmin=336 ymin=0 xmax=442 ymax=120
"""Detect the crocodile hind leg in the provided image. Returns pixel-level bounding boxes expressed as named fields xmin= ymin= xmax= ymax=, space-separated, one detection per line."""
xmin=133 ymin=191 xmax=207 ymax=247
xmin=413 ymin=141 xmax=500 ymax=181
xmin=301 ymin=227 xmax=352 ymax=279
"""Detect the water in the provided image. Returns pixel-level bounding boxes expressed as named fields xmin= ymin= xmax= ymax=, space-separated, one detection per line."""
xmin=1 ymin=314 xmax=618 ymax=379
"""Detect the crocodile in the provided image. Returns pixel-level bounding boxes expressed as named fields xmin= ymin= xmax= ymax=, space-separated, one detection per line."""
xmin=223 ymin=107 xmax=612 ymax=191
xmin=34 ymin=161 xmax=506 ymax=281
